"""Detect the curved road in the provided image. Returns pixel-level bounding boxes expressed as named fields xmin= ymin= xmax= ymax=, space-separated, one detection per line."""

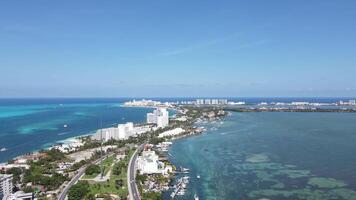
xmin=58 ymin=153 xmax=114 ymax=200
xmin=128 ymin=144 xmax=145 ymax=200
xmin=58 ymin=166 xmax=86 ymax=200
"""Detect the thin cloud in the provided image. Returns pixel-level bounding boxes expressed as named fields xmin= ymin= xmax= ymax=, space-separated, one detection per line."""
xmin=154 ymin=33 xmax=241 ymax=57
xmin=151 ymin=35 xmax=271 ymax=58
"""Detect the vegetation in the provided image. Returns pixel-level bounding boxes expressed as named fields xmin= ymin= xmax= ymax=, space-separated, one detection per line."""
xmin=6 ymin=167 xmax=23 ymax=184
xmin=23 ymin=165 xmax=68 ymax=190
xmin=136 ymin=174 xmax=148 ymax=184
xmin=112 ymin=158 xmax=127 ymax=176
xmin=22 ymin=186 xmax=34 ymax=193
xmin=68 ymin=181 xmax=91 ymax=200
xmin=85 ymin=164 xmax=100 ymax=175
xmin=22 ymin=150 xmax=69 ymax=191
xmin=70 ymin=160 xmax=87 ymax=171
xmin=142 ymin=191 xmax=162 ymax=200
xmin=87 ymin=150 xmax=133 ymax=199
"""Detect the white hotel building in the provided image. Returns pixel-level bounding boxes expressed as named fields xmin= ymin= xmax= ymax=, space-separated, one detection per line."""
xmin=92 ymin=122 xmax=151 ymax=142
xmin=0 ymin=174 xmax=13 ymax=200
xmin=147 ymin=108 xmax=169 ymax=128
xmin=137 ymin=150 xmax=159 ymax=174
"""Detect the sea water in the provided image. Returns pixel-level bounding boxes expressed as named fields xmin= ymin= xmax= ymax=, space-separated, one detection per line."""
xmin=0 ymin=98 xmax=153 ymax=163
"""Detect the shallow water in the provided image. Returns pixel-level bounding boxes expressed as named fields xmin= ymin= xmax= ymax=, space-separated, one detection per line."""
xmin=167 ymin=112 xmax=356 ymax=200
xmin=0 ymin=98 xmax=152 ymax=162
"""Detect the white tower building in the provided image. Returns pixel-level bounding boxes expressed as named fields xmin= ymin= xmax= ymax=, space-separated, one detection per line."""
xmin=146 ymin=108 xmax=169 ymax=128
xmin=0 ymin=174 xmax=13 ymax=200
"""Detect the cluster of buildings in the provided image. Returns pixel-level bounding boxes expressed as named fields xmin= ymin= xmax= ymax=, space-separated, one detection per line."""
xmin=339 ymin=100 xmax=356 ymax=106
xmin=92 ymin=122 xmax=151 ymax=142
xmin=49 ymin=139 xmax=83 ymax=153
xmin=0 ymin=174 xmax=33 ymax=200
xmin=147 ymin=108 xmax=169 ymax=128
xmin=257 ymin=101 xmax=332 ymax=107
xmin=195 ymin=99 xmax=228 ymax=105
xmin=124 ymin=99 xmax=171 ymax=107
xmin=90 ymin=108 xmax=170 ymax=142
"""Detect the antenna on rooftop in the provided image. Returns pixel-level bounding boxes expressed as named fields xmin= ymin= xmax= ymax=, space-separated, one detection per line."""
xmin=100 ymin=116 xmax=104 ymax=179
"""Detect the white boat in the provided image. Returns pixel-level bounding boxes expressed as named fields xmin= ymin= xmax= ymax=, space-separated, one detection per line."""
xmin=194 ymin=194 xmax=199 ymax=200
xmin=177 ymin=189 xmax=186 ymax=195
xmin=63 ymin=124 xmax=68 ymax=128
xmin=197 ymin=175 xmax=201 ymax=179
xmin=0 ymin=147 xmax=7 ymax=152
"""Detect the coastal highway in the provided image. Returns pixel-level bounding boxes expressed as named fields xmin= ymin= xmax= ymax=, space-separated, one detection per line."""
xmin=58 ymin=153 xmax=114 ymax=200
xmin=58 ymin=166 xmax=86 ymax=200
xmin=128 ymin=144 xmax=145 ymax=200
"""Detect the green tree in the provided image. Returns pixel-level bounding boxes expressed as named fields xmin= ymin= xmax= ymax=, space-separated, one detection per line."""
xmin=68 ymin=181 xmax=90 ymax=200
xmin=85 ymin=164 xmax=100 ymax=175
xmin=142 ymin=191 xmax=162 ymax=200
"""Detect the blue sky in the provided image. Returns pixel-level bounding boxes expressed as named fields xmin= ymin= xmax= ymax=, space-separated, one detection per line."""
xmin=1 ymin=0 xmax=356 ymax=97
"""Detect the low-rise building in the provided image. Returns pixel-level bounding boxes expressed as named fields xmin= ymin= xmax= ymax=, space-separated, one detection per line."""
xmin=158 ymin=128 xmax=185 ymax=138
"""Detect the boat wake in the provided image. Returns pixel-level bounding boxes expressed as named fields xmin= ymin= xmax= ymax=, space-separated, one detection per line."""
xmin=219 ymin=130 xmax=237 ymax=135
xmin=57 ymin=131 xmax=70 ymax=136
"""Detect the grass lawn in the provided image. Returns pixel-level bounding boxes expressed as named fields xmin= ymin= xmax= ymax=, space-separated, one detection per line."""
xmin=88 ymin=150 xmax=133 ymax=198
xmin=102 ymin=154 xmax=116 ymax=175
xmin=82 ymin=173 xmax=99 ymax=179
xmin=82 ymin=155 xmax=116 ymax=180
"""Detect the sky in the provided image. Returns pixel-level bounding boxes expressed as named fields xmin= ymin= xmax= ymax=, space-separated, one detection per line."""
xmin=0 ymin=0 xmax=356 ymax=98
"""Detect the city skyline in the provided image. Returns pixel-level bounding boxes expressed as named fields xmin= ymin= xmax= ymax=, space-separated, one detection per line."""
xmin=1 ymin=1 xmax=356 ymax=97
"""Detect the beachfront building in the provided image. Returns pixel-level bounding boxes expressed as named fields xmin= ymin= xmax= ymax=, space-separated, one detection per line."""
xmin=137 ymin=150 xmax=159 ymax=174
xmin=147 ymin=108 xmax=169 ymax=128
xmin=124 ymin=99 xmax=162 ymax=107
xmin=196 ymin=99 xmax=205 ymax=105
xmin=50 ymin=139 xmax=84 ymax=153
xmin=3 ymin=191 xmax=34 ymax=200
xmin=195 ymin=99 xmax=228 ymax=105
xmin=137 ymin=149 xmax=173 ymax=175
xmin=158 ymin=128 xmax=185 ymax=138
xmin=0 ymin=174 xmax=13 ymax=200
xmin=92 ymin=122 xmax=151 ymax=142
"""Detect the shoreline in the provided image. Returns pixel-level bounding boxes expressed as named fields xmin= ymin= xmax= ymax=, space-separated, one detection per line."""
xmin=0 ymin=105 xmax=153 ymax=164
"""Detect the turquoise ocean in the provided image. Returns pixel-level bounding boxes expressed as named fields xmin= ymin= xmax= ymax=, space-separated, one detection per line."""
xmin=2 ymin=98 xmax=356 ymax=200
xmin=0 ymin=98 xmax=153 ymax=163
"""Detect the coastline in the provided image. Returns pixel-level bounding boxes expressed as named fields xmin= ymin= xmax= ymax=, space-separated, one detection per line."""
xmin=162 ymin=111 xmax=356 ymax=200
xmin=0 ymin=103 xmax=153 ymax=165
xmin=125 ymin=104 xmax=228 ymax=200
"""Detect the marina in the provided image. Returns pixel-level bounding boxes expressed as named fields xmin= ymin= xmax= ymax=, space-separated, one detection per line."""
xmin=170 ymin=176 xmax=190 ymax=199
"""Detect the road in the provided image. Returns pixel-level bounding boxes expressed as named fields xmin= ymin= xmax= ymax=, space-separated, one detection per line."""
xmin=57 ymin=166 xmax=86 ymax=200
xmin=128 ymin=144 xmax=145 ymax=200
xmin=57 ymin=153 xmax=114 ymax=200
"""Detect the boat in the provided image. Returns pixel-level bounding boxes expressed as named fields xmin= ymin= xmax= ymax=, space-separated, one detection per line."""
xmin=197 ymin=175 xmax=200 ymax=179
xmin=0 ymin=147 xmax=7 ymax=152
xmin=177 ymin=189 xmax=186 ymax=195
xmin=180 ymin=167 xmax=190 ymax=172
xmin=63 ymin=124 xmax=68 ymax=128
xmin=211 ymin=127 xmax=218 ymax=131
xmin=194 ymin=194 xmax=199 ymax=200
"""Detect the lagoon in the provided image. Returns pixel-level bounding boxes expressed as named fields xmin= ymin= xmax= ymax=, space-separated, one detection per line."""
xmin=168 ymin=112 xmax=356 ymax=200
